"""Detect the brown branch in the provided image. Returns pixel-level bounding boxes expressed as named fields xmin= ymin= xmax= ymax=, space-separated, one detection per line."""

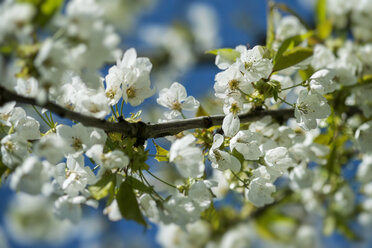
xmin=0 ymin=85 xmax=295 ymax=139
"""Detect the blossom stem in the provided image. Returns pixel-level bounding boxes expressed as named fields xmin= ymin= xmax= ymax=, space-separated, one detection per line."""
xmin=32 ymin=105 xmax=52 ymax=128
xmin=44 ymin=112 xmax=52 ymax=125
xmin=148 ymin=154 xmax=168 ymax=158
xmin=277 ymin=96 xmax=295 ymax=107
xmin=146 ymin=170 xmax=177 ymax=189
xmin=138 ymin=170 xmax=164 ymax=200
xmin=231 ymin=170 xmax=248 ymax=186
xmin=180 ymin=111 xmax=186 ymax=119
xmin=49 ymin=112 xmax=55 ymax=127
xmin=281 ymin=82 xmax=304 ymax=91
xmin=111 ymin=106 xmax=119 ymax=122
xmin=120 ymin=100 xmax=125 ymax=117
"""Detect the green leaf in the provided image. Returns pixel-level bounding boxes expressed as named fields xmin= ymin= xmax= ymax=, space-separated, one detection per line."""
xmin=117 ymin=180 xmax=147 ymax=226
xmin=323 ymin=215 xmax=336 ymax=236
xmin=17 ymin=0 xmax=63 ymax=27
xmin=126 ymin=176 xmax=153 ymax=194
xmin=337 ymin=220 xmax=361 ymax=241
xmin=255 ymin=209 xmax=296 ymax=242
xmin=298 ymin=67 xmax=315 ymax=81
xmin=89 ymin=173 xmax=115 ymax=200
xmin=205 ymin=48 xmax=240 ymax=62
xmin=273 ymin=47 xmax=313 ymax=72
xmin=0 ymin=158 xmax=8 ymax=185
xmin=314 ymin=0 xmax=333 ymax=40
xmin=152 ymin=140 xmax=169 ymax=162
xmin=266 ymin=1 xmax=275 ymax=50
xmin=196 ymin=105 xmax=209 ymax=117
xmin=273 ymin=32 xmax=313 ymax=65
xmin=317 ymin=20 xmax=333 ymax=40
xmin=316 ymin=0 xmax=327 ymax=25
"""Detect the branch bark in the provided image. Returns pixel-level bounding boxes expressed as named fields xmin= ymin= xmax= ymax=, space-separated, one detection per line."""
xmin=0 ymin=85 xmax=295 ymax=139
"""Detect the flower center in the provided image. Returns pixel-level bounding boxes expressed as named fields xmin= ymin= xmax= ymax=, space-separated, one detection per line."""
xmin=106 ymin=90 xmax=115 ymax=99
xmin=244 ymin=62 xmax=253 ymax=70
xmin=72 ymin=137 xmax=83 ymax=150
xmin=126 ymin=87 xmax=136 ymax=99
xmin=4 ymin=141 xmax=15 ymax=152
xmin=230 ymin=103 xmax=240 ymax=115
xmin=171 ymin=101 xmax=182 ymax=111
xmin=228 ymin=79 xmax=240 ymax=91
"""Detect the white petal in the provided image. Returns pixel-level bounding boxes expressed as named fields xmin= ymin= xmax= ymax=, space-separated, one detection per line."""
xmin=222 ymin=113 xmax=240 ymax=137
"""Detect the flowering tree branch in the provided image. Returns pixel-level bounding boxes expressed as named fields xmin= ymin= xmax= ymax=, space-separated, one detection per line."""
xmin=0 ymin=85 xmax=295 ymax=139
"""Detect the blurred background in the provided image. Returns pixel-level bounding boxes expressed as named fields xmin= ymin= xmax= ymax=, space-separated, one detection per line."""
xmin=2 ymin=0 xmax=365 ymax=247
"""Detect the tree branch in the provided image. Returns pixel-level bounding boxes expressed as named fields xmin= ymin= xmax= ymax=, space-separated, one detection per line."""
xmin=0 ymin=85 xmax=294 ymax=139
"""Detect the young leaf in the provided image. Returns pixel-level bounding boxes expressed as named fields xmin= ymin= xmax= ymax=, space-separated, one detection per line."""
xmin=89 ymin=173 xmax=115 ymax=200
xmin=315 ymin=0 xmax=332 ymax=40
xmin=316 ymin=0 xmax=327 ymax=25
xmin=206 ymin=48 xmax=240 ymax=62
xmin=273 ymin=47 xmax=313 ymax=72
xmin=152 ymin=140 xmax=169 ymax=162
xmin=196 ymin=105 xmax=209 ymax=117
xmin=17 ymin=0 xmax=64 ymax=27
xmin=0 ymin=158 xmax=8 ymax=185
xmin=116 ymin=180 xmax=147 ymax=226
xmin=273 ymin=32 xmax=313 ymax=65
xmin=266 ymin=1 xmax=275 ymax=50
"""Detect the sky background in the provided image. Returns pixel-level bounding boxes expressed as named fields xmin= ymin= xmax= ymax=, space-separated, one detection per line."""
xmin=1 ymin=0 xmax=366 ymax=247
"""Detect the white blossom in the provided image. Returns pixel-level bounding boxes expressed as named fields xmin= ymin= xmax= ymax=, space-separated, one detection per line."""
xmin=230 ymin=130 xmax=263 ymax=160
xmin=56 ymin=123 xmax=106 ymax=157
xmin=10 ymin=156 xmax=47 ymax=195
xmin=105 ymin=48 xmax=154 ymax=106
xmin=14 ymin=116 xmax=40 ymax=140
xmin=103 ymin=199 xmax=123 ymax=222
xmin=214 ymin=65 xmax=253 ymax=99
xmin=169 ymin=134 xmax=204 ymax=178
xmin=157 ymin=82 xmax=199 ymax=119
xmin=86 ymin=144 xmax=129 ymax=171
xmin=295 ymin=89 xmax=331 ymax=130
xmin=357 ymin=155 xmax=372 ymax=183
xmin=209 ymin=134 xmax=241 ymax=172
xmin=1 ymin=134 xmax=29 ymax=168
xmin=222 ymin=113 xmax=240 ymax=137
xmin=289 ymin=166 xmax=314 ymax=190
xmin=61 ymin=155 xmax=97 ymax=197
xmin=355 ymin=120 xmax=372 ymax=153
xmin=236 ymin=45 xmax=273 ymax=82
xmin=34 ymin=134 xmax=67 ymax=164
xmin=54 ymin=195 xmax=83 ymax=224
xmin=246 ymin=177 xmax=275 ymax=207
xmin=265 ymin=147 xmax=296 ymax=178
xmin=333 ymin=185 xmax=355 ymax=215
xmin=309 ymin=69 xmax=338 ymax=94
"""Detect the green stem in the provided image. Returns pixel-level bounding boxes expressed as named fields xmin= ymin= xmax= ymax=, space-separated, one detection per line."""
xmin=146 ymin=170 xmax=177 ymax=189
xmin=139 ymin=171 xmax=164 ymax=201
xmin=231 ymin=170 xmax=248 ymax=186
xmin=277 ymin=96 xmax=295 ymax=107
xmin=44 ymin=112 xmax=52 ymax=125
xmin=281 ymin=82 xmax=304 ymax=91
xmin=49 ymin=112 xmax=55 ymax=127
xmin=111 ymin=105 xmax=119 ymax=122
xmin=32 ymin=105 xmax=52 ymax=128
xmin=120 ymin=100 xmax=125 ymax=117
xmin=148 ymin=154 xmax=168 ymax=158
xmin=180 ymin=111 xmax=186 ymax=119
